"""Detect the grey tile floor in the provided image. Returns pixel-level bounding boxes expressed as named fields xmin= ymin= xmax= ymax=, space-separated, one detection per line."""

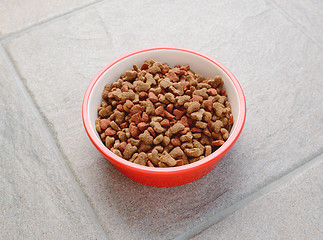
xmin=1 ymin=0 xmax=322 ymax=239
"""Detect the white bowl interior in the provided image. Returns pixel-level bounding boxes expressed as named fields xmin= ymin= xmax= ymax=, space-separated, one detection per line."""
xmin=88 ymin=49 xmax=240 ymax=147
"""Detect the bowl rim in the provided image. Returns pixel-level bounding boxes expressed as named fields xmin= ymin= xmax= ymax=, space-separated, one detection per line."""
xmin=82 ymin=46 xmax=246 ymax=174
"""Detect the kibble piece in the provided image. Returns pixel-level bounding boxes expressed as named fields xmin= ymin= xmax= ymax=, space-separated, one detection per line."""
xmin=128 ymin=138 xmax=141 ymax=147
xmin=153 ymin=134 xmax=164 ymax=145
xmin=124 ymin=70 xmax=137 ymax=81
xmin=160 ymin=151 xmax=177 ymax=167
xmin=123 ymin=143 xmax=138 ymax=159
xmin=177 ymin=95 xmax=191 ymax=105
xmin=169 ymin=147 xmax=184 ymax=159
xmin=105 ymin=136 xmax=115 ymax=148
xmin=110 ymin=121 xmax=120 ymax=131
xmin=180 ymin=132 xmax=193 ymax=142
xmin=212 ymin=140 xmax=225 ymax=146
xmin=186 ymin=102 xmax=200 ymax=114
xmin=205 ymin=145 xmax=212 ymax=156
xmin=139 ymin=130 xmax=154 ymax=144
xmin=169 ymin=122 xmax=185 ymax=135
xmin=95 ymin=118 xmax=101 ymax=133
xmin=148 ymin=149 xmax=160 ymax=166
xmin=181 ymin=142 xmax=194 ymax=149
xmin=138 ymin=143 xmax=152 ymax=152
xmin=150 ymin=121 xmax=166 ymax=133
xmin=184 ymin=148 xmax=203 ymax=157
xmin=195 ymin=121 xmax=207 ymax=129
xmin=221 ymin=128 xmax=230 ymax=140
xmin=165 ymin=93 xmax=176 ymax=103
xmin=191 ymin=109 xmax=205 ymax=121
xmin=134 ymin=152 xmax=148 ymax=165
xmin=162 ymin=136 xmax=170 ymax=146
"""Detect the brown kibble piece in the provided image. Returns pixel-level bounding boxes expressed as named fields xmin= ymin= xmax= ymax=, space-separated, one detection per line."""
xmin=112 ymin=149 xmax=123 ymax=158
xmin=221 ymin=128 xmax=229 ymax=140
xmin=148 ymin=149 xmax=160 ymax=165
xmin=205 ymin=145 xmax=212 ymax=156
xmin=184 ymin=148 xmax=203 ymax=157
xmin=150 ymin=121 xmax=165 ymax=133
xmin=186 ymin=101 xmax=200 ymax=114
xmin=110 ymin=121 xmax=120 ymax=131
xmin=124 ymin=70 xmax=137 ymax=81
xmin=169 ymin=122 xmax=185 ymax=135
xmin=105 ymin=136 xmax=115 ymax=148
xmin=123 ymin=143 xmax=138 ymax=159
xmin=120 ymin=122 xmax=128 ymax=129
xmin=134 ymin=152 xmax=148 ymax=165
xmin=153 ymin=134 xmax=164 ymax=145
xmin=162 ymin=136 xmax=170 ymax=146
xmin=191 ymin=109 xmax=205 ymax=121
xmin=177 ymin=95 xmax=191 ymax=105
xmin=95 ymin=118 xmax=102 ymax=133
xmin=180 ymin=132 xmax=193 ymax=142
xmin=160 ymin=151 xmax=177 ymax=167
xmin=169 ymin=147 xmax=184 ymax=159
xmin=139 ymin=130 xmax=153 ymax=144
xmin=195 ymin=121 xmax=207 ymax=129
xmin=121 ymin=85 xmax=129 ymax=92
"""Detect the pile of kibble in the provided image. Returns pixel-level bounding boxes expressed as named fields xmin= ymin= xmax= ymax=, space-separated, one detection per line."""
xmin=95 ymin=59 xmax=233 ymax=167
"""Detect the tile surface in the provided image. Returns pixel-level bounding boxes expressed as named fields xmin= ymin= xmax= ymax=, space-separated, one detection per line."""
xmin=271 ymin=0 xmax=323 ymax=45
xmin=2 ymin=0 xmax=323 ymax=239
xmin=192 ymin=157 xmax=323 ymax=240
xmin=0 ymin=0 xmax=97 ymax=38
xmin=0 ymin=52 xmax=104 ymax=239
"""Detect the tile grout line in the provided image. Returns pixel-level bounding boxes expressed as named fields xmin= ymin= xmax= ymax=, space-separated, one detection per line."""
xmin=0 ymin=44 xmax=110 ymax=240
xmin=174 ymin=151 xmax=323 ymax=240
xmin=0 ymin=0 xmax=106 ymax=43
xmin=267 ymin=0 xmax=322 ymax=49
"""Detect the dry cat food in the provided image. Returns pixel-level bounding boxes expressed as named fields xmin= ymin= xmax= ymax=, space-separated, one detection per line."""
xmin=95 ymin=59 xmax=233 ymax=167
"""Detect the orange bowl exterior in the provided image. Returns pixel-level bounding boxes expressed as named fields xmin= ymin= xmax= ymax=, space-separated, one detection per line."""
xmin=82 ymin=47 xmax=246 ymax=187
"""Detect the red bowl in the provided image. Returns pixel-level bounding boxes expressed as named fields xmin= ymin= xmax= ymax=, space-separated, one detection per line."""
xmin=82 ymin=47 xmax=246 ymax=187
